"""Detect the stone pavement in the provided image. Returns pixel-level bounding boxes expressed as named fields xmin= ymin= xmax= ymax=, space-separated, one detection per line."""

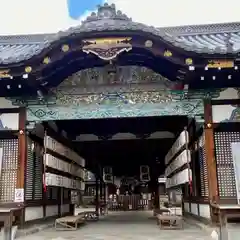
xmin=17 ymin=211 xmax=213 ymax=240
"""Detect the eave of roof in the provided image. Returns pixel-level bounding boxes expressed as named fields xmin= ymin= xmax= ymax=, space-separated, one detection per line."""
xmin=0 ymin=3 xmax=239 ymax=65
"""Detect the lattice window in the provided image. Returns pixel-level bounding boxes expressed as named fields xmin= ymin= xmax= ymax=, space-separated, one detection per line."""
xmin=33 ymin=144 xmax=43 ymax=200
xmin=25 ymin=140 xmax=43 ymax=201
xmin=198 ymin=134 xmax=209 ymax=197
xmin=25 ymin=138 xmax=34 ymax=200
xmin=214 ymin=131 xmax=240 ymax=198
xmin=0 ymin=139 xmax=18 ymax=203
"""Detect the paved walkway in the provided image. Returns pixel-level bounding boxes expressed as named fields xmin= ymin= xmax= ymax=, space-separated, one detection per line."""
xmin=18 ymin=211 xmax=212 ymax=240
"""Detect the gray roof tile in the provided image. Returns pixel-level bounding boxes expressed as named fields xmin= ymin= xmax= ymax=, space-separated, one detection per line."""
xmin=0 ymin=3 xmax=240 ymax=64
xmin=0 ymin=43 xmax=48 ymax=64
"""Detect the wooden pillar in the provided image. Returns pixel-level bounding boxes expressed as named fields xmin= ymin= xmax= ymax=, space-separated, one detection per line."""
xmin=17 ymin=108 xmax=27 ymax=191
xmin=57 ymin=187 xmax=62 ymax=217
xmin=99 ymin=180 xmax=103 ymax=215
xmin=100 ymin=180 xmax=103 ymax=200
xmin=204 ymin=100 xmax=219 ymax=222
xmin=95 ymin=177 xmax=99 ymax=216
xmin=153 ymin=180 xmax=159 ymax=210
xmin=16 ymin=107 xmax=27 ymax=226
xmin=103 ymin=183 xmax=106 ymax=204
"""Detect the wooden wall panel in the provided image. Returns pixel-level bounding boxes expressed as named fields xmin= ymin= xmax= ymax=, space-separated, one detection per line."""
xmin=0 ymin=139 xmax=18 ymax=202
xmin=214 ymin=131 xmax=240 ymax=199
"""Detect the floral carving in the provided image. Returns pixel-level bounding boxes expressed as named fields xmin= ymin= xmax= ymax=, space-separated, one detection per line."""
xmin=55 ymin=91 xmax=173 ymax=106
xmin=58 ymin=66 xmax=175 ymax=89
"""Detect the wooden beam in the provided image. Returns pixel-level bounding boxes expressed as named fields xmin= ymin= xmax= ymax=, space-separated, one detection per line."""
xmin=211 ymin=98 xmax=240 ymax=106
xmin=95 ymin=177 xmax=99 ymax=216
xmin=203 ymin=99 xmax=219 ymax=223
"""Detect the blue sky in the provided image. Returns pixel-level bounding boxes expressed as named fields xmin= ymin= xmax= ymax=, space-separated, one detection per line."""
xmin=67 ymin=0 xmax=103 ymax=19
xmin=0 ymin=0 xmax=239 ymax=35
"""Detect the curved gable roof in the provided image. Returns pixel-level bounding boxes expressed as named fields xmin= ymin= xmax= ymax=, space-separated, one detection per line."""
xmin=0 ymin=3 xmax=240 ymax=65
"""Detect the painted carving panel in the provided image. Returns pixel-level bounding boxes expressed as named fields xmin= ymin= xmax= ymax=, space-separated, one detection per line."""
xmin=10 ymin=66 xmax=222 ymax=121
xmin=57 ymin=66 xmax=177 ymax=90
xmin=27 ymin=100 xmax=204 ymax=121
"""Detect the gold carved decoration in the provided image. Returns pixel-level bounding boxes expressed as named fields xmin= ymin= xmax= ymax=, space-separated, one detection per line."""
xmin=207 ymin=60 xmax=234 ymax=69
xmin=0 ymin=69 xmax=12 ymax=78
xmin=25 ymin=66 xmax=32 ymax=73
xmin=82 ymin=37 xmax=132 ymax=61
xmin=43 ymin=57 xmax=51 ymax=64
xmin=164 ymin=50 xmax=172 ymax=57
xmin=185 ymin=58 xmax=193 ymax=65
xmin=62 ymin=44 xmax=70 ymax=52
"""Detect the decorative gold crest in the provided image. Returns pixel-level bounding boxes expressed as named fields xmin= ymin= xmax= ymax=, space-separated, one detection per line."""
xmin=0 ymin=69 xmax=12 ymax=78
xmin=25 ymin=66 xmax=32 ymax=73
xmin=207 ymin=60 xmax=234 ymax=69
xmin=82 ymin=37 xmax=132 ymax=61
xmin=61 ymin=44 xmax=70 ymax=52
xmin=43 ymin=57 xmax=51 ymax=64
xmin=164 ymin=50 xmax=172 ymax=57
xmin=185 ymin=58 xmax=193 ymax=65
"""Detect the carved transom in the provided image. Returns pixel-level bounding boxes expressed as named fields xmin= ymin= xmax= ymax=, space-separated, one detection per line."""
xmin=58 ymin=66 xmax=175 ymax=89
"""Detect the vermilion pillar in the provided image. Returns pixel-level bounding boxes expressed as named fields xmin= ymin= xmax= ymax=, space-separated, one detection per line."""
xmin=16 ymin=108 xmax=27 ymax=196
xmin=16 ymin=107 xmax=27 ymax=226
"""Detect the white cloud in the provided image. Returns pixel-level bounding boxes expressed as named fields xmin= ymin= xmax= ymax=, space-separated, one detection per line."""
xmin=0 ymin=0 xmax=78 ymax=35
xmin=0 ymin=0 xmax=239 ymax=35
xmin=109 ymin=0 xmax=240 ymax=27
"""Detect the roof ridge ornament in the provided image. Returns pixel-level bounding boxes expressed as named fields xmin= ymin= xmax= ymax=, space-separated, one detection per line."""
xmin=82 ymin=3 xmax=132 ymax=24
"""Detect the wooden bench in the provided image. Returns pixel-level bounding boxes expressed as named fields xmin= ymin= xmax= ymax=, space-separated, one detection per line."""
xmin=211 ymin=203 xmax=240 ymax=240
xmin=0 ymin=206 xmax=23 ymax=240
xmin=157 ymin=214 xmax=183 ymax=230
xmin=154 ymin=208 xmax=170 ymax=216
xmin=55 ymin=215 xmax=85 ymax=231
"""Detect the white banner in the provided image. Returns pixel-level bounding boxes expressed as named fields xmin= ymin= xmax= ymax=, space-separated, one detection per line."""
xmin=14 ymin=188 xmax=24 ymax=202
